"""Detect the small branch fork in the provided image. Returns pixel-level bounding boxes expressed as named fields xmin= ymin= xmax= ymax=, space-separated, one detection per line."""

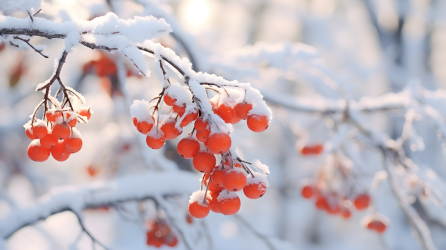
xmin=13 ymin=36 xmax=48 ymax=58
xmin=71 ymin=210 xmax=110 ymax=250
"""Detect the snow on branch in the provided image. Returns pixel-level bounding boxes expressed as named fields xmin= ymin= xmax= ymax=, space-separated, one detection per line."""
xmin=0 ymin=171 xmax=197 ymax=239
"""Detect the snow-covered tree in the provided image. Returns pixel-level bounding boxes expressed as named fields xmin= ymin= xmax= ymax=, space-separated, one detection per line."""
xmin=1 ymin=0 xmax=446 ymax=250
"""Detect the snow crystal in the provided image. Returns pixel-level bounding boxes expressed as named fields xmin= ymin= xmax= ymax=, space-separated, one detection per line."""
xmin=130 ymin=100 xmax=153 ymax=123
xmin=246 ymin=172 xmax=269 ymax=187
xmin=0 ymin=0 xmax=42 ymax=14
xmin=217 ymin=190 xmax=238 ymax=202
xmin=253 ymin=159 xmax=270 ymax=175
xmin=64 ymin=31 xmax=80 ymax=53
xmin=189 ymin=190 xmax=211 ymax=207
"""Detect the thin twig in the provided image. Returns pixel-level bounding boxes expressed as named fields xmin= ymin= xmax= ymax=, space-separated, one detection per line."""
xmin=234 ymin=214 xmax=276 ymax=250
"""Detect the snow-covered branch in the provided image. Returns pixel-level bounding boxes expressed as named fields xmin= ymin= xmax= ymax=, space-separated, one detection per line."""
xmin=0 ymin=171 xmax=197 ymax=239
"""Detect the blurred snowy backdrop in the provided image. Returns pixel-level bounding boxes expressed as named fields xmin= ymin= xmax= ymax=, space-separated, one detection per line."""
xmin=1 ymin=0 xmax=446 ymax=250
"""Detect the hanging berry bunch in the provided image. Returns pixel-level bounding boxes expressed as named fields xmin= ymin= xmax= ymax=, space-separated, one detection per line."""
xmin=24 ymin=52 xmax=92 ymax=162
xmin=145 ymin=219 xmax=178 ymax=248
xmin=130 ymin=51 xmax=272 ymax=218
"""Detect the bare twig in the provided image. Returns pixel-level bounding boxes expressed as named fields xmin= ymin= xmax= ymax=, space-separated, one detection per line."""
xmin=13 ymin=36 xmax=48 ymax=58
xmin=234 ymin=214 xmax=276 ymax=250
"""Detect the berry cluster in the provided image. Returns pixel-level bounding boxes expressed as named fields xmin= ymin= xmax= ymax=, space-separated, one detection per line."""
xmin=130 ymin=78 xmax=271 ymax=219
xmin=25 ymin=108 xmax=91 ymax=162
xmin=188 ymin=158 xmax=269 ymax=218
xmin=145 ymin=220 xmax=178 ymax=248
xmin=302 ymin=184 xmax=387 ymax=233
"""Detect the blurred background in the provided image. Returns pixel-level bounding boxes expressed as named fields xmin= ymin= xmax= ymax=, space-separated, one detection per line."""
xmin=1 ymin=0 xmax=446 ymax=249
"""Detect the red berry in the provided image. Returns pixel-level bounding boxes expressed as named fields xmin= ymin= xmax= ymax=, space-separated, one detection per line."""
xmin=78 ymin=109 xmax=92 ymax=120
xmin=247 ymin=114 xmax=269 ymax=132
xmin=28 ymin=140 xmax=50 ymax=162
xmin=216 ymin=104 xmax=241 ymax=124
xmin=165 ymin=234 xmax=178 ymax=247
xmin=193 ymin=152 xmax=216 ymax=173
xmin=46 ymin=111 xmax=62 ymax=122
xmin=206 ymin=132 xmax=231 ymax=154
xmin=160 ymin=121 xmax=182 ymax=140
xmin=67 ymin=118 xmax=77 ymax=127
xmin=354 ymin=193 xmax=371 ymax=210
xmin=40 ymin=134 xmax=58 ymax=149
xmin=146 ymin=134 xmax=165 ymax=149
xmin=180 ymin=110 xmax=199 ymax=127
xmin=223 ymin=170 xmax=247 ymax=192
xmin=64 ymin=137 xmax=82 ymax=153
xmin=315 ymin=196 xmax=329 ymax=211
xmin=196 ymin=129 xmax=210 ymax=143
xmin=25 ymin=127 xmax=37 ymax=140
xmin=301 ymin=185 xmax=314 ymax=199
xmin=211 ymin=167 xmax=226 ymax=186
xmin=243 ymin=181 xmax=267 ymax=199
xmin=209 ymin=190 xmax=221 ymax=213
xmin=173 ymin=102 xmax=186 ymax=116
xmin=32 ymin=124 xmax=48 ymax=139
xmin=301 ymin=147 xmax=311 ymax=155
xmin=234 ymin=102 xmax=252 ymax=120
xmin=188 ymin=201 xmax=211 ymax=219
xmin=136 ymin=120 xmax=154 ymax=134
xmin=203 ymin=173 xmax=224 ymax=192
xmin=313 ymin=144 xmax=323 ymax=155
xmin=194 ymin=117 xmax=208 ymax=131
xmin=132 ymin=117 xmax=137 ymax=127
xmin=186 ymin=214 xmax=193 ymax=224
xmin=341 ymin=208 xmax=351 ymax=219
xmin=217 ymin=191 xmax=241 ymax=215
xmin=52 ymin=122 xmax=71 ymax=140
xmin=51 ymin=141 xmax=70 ymax=161
xmin=177 ymin=137 xmax=200 ymax=159
xmin=164 ymin=93 xmax=175 ymax=106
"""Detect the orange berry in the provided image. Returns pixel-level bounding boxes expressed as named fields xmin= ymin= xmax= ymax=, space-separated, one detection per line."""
xmin=193 ymin=152 xmax=216 ymax=173
xmin=40 ymin=134 xmax=58 ymax=149
xmin=203 ymin=173 xmax=224 ymax=192
xmin=217 ymin=191 xmax=241 ymax=215
xmin=177 ymin=137 xmax=200 ymax=159
xmin=354 ymin=193 xmax=371 ymax=210
xmin=25 ymin=127 xmax=37 ymax=140
xmin=196 ymin=129 xmax=210 ymax=143
xmin=180 ymin=110 xmax=199 ymax=127
xmin=194 ymin=117 xmax=208 ymax=131
xmin=52 ymin=122 xmax=71 ymax=140
xmin=234 ymin=102 xmax=252 ymax=120
xmin=247 ymin=114 xmax=269 ymax=132
xmin=78 ymin=109 xmax=91 ymax=120
xmin=146 ymin=231 xmax=157 ymax=246
xmin=64 ymin=137 xmax=82 ymax=153
xmin=211 ymin=167 xmax=226 ymax=186
xmin=164 ymin=93 xmax=175 ymax=106
xmin=28 ymin=140 xmax=51 ymax=162
xmin=46 ymin=111 xmax=62 ymax=122
xmin=87 ymin=165 xmax=98 ymax=177
xmin=136 ymin=120 xmax=154 ymax=134
xmin=51 ymin=141 xmax=70 ymax=161
xmin=173 ymin=102 xmax=186 ymax=116
xmin=160 ymin=121 xmax=182 ymax=140
xmin=223 ymin=170 xmax=247 ymax=192
xmin=216 ymin=104 xmax=241 ymax=124
xmin=326 ymin=202 xmax=340 ymax=215
xmin=133 ymin=117 xmax=137 ymax=127
xmin=188 ymin=201 xmax=211 ymax=219
xmin=206 ymin=132 xmax=231 ymax=154
xmin=32 ymin=124 xmax=48 ymax=139
xmin=243 ymin=182 xmax=267 ymax=199
xmin=234 ymin=163 xmax=242 ymax=168
xmin=146 ymin=134 xmax=165 ymax=149
xmin=301 ymin=185 xmax=314 ymax=199
xmin=374 ymin=221 xmax=387 ymax=233
xmin=186 ymin=214 xmax=193 ymax=224
xmin=209 ymin=190 xmax=221 ymax=213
